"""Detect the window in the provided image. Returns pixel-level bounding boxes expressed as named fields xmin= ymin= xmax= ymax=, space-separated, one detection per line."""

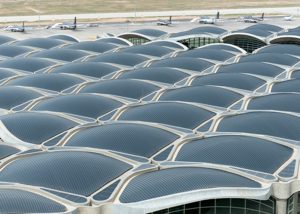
xmin=179 ymin=37 xmax=219 ymax=49
xmin=149 ymin=198 xmax=275 ymax=214
xmin=127 ymin=37 xmax=149 ymax=45
xmin=224 ymin=38 xmax=265 ymax=53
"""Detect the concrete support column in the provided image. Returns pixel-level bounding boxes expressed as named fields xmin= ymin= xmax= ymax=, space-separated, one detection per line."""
xmin=276 ymin=199 xmax=287 ymax=214
xmin=293 ymin=193 xmax=298 ymax=214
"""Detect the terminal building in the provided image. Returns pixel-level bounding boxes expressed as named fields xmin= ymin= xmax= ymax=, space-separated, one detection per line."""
xmin=117 ymin=24 xmax=298 ymax=53
xmin=0 ymin=24 xmax=299 ymax=214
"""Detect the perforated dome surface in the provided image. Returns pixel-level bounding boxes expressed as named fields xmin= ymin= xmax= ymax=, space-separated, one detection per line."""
xmin=132 ymin=29 xmax=167 ymax=38
xmin=217 ymin=62 xmax=284 ymax=77
xmin=178 ymin=48 xmax=235 ymax=61
xmin=79 ymin=79 xmax=159 ymax=99
xmin=0 ymin=35 xmax=15 ymax=45
xmin=50 ymin=62 xmax=119 ymax=78
xmin=32 ymin=94 xmax=123 ymax=119
xmin=0 ymin=189 xmax=67 ymax=213
xmin=0 ymin=144 xmax=20 ymax=160
xmin=217 ymin=111 xmax=300 ymax=141
xmin=0 ymin=112 xmax=78 ymax=144
xmin=186 ymin=26 xmax=226 ymax=34
xmin=176 ymin=135 xmax=292 ymax=173
xmin=0 ymin=44 xmax=33 ymax=57
xmin=120 ymin=45 xmax=174 ymax=57
xmin=248 ymin=93 xmax=300 ymax=113
xmin=14 ymin=38 xmax=65 ymax=49
xmin=118 ymin=67 xmax=188 ymax=84
xmin=150 ymin=57 xmax=213 ymax=72
xmin=120 ymin=167 xmax=260 ymax=203
xmin=0 ymin=58 xmax=56 ymax=72
xmin=88 ymin=52 xmax=149 ymax=67
xmin=231 ymin=29 xmax=273 ymax=38
xmin=1 ymin=27 xmax=300 ymax=213
xmin=7 ymin=73 xmax=84 ymax=92
xmin=272 ymin=79 xmax=300 ymax=93
xmin=96 ymin=37 xmax=132 ymax=46
xmin=191 ymin=73 xmax=266 ymax=91
xmin=158 ymin=85 xmax=242 ymax=107
xmin=118 ymin=102 xmax=215 ymax=129
xmin=65 ymin=122 xmax=179 ymax=157
xmin=245 ymin=24 xmax=283 ymax=33
xmin=0 ymin=151 xmax=132 ymax=196
xmin=66 ymin=41 xmax=117 ymax=53
xmin=238 ymin=53 xmax=299 ymax=66
xmin=199 ymin=44 xmax=245 ymax=53
xmin=30 ymin=48 xmax=89 ymax=62
xmin=291 ymin=70 xmax=300 ymax=79
xmin=148 ymin=40 xmax=187 ymax=50
xmin=0 ymin=86 xmax=42 ymax=110
xmin=170 ymin=26 xmax=227 ymax=38
xmin=48 ymin=34 xmax=79 ymax=43
xmin=256 ymin=44 xmax=300 ymax=56
xmin=0 ymin=68 xmax=21 ymax=81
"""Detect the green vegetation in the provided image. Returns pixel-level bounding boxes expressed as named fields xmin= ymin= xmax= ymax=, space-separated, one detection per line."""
xmin=0 ymin=0 xmax=298 ymax=16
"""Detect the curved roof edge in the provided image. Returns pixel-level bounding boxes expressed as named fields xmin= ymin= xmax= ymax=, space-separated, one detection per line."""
xmin=269 ymin=35 xmax=300 ymax=44
xmin=96 ymin=37 xmax=133 ymax=46
xmin=198 ymin=43 xmax=247 ymax=54
xmin=47 ymin=34 xmax=80 ymax=43
xmin=118 ymin=33 xmax=155 ymax=41
xmin=105 ymin=183 xmax=270 ymax=214
xmin=145 ymin=39 xmax=189 ymax=50
xmin=221 ymin=33 xmax=267 ymax=43
xmin=169 ymin=33 xmax=221 ymax=42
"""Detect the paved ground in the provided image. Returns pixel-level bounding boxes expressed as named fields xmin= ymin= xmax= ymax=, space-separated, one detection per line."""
xmin=0 ymin=7 xmax=300 ymax=23
xmin=0 ymin=0 xmax=300 ymax=16
xmin=2 ymin=16 xmax=300 ymax=41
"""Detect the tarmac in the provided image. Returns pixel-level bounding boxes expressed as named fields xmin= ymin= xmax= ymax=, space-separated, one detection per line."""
xmin=1 ymin=15 xmax=300 ymax=41
xmin=0 ymin=7 xmax=299 ymax=23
